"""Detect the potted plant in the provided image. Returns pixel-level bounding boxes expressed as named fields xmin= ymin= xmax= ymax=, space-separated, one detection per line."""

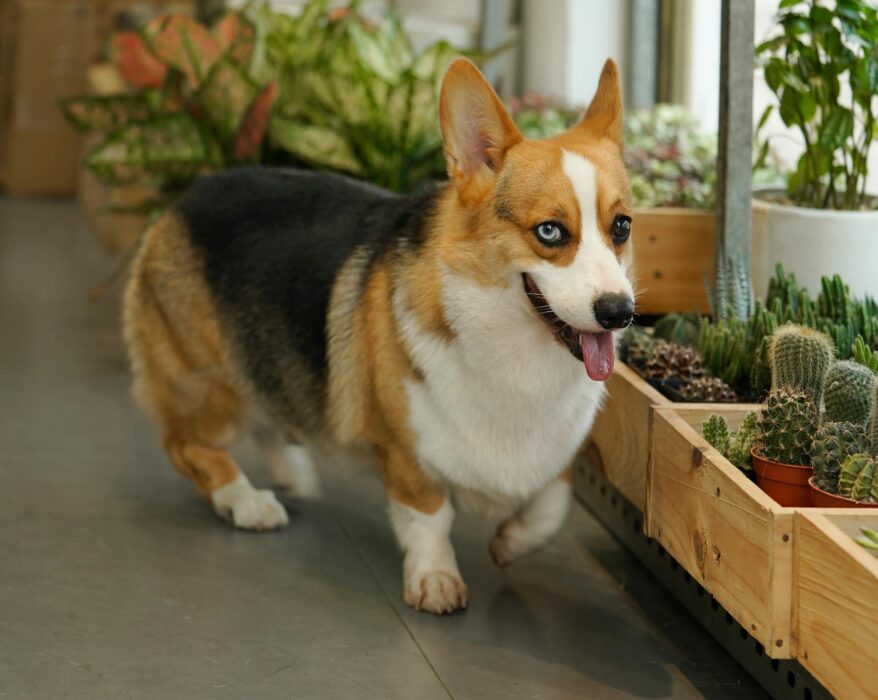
xmin=753 ymin=0 xmax=878 ymax=298
xmin=809 ymin=363 xmax=878 ymax=506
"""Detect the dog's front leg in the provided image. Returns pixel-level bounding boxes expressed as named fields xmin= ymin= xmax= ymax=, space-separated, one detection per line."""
xmin=489 ymin=470 xmax=572 ymax=567
xmin=381 ymin=445 xmax=467 ymax=615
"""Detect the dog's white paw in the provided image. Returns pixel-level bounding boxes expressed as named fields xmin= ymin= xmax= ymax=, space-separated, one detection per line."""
xmin=489 ymin=525 xmax=525 ymax=567
xmin=211 ymin=476 xmax=289 ymax=531
xmin=404 ymin=571 xmax=468 ymax=615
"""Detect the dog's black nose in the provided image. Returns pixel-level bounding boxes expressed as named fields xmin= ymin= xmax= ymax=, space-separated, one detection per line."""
xmin=593 ymin=293 xmax=635 ymax=330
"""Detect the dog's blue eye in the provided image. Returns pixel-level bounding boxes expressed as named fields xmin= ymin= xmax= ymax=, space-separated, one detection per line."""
xmin=612 ymin=215 xmax=632 ymax=244
xmin=535 ymin=221 xmax=567 ymax=246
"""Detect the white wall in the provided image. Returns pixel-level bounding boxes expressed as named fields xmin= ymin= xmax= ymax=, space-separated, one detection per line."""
xmin=521 ymin=0 xmax=627 ymax=106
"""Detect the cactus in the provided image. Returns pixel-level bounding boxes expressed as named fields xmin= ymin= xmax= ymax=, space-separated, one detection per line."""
xmin=677 ymin=377 xmax=738 ymax=403
xmin=750 ymin=335 xmax=772 ymax=398
xmin=853 ymin=335 xmax=878 ymax=373
xmin=838 ymin=453 xmax=873 ymax=499
xmin=823 ymin=361 xmax=876 ymax=425
xmin=856 ymin=527 xmax=878 ymax=551
xmin=728 ymin=411 xmax=759 ymax=473
xmin=869 ymin=380 xmax=878 ymax=455
xmin=851 ymin=460 xmax=875 ymax=502
xmin=811 ymin=421 xmax=868 ymax=492
xmin=758 ymin=388 xmax=818 ymax=466
xmin=653 ymin=313 xmax=700 ymax=346
xmin=702 ymin=415 xmax=731 ymax=455
xmin=705 ymin=250 xmax=755 ymax=323
xmin=769 ymin=324 xmax=835 ymax=402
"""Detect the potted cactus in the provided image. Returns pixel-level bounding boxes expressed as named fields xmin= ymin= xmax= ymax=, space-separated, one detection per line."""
xmin=749 ymin=325 xmax=835 ymax=505
xmin=810 ymin=368 xmax=878 ymax=507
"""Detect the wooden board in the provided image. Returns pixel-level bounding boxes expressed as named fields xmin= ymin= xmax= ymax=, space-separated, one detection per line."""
xmin=794 ymin=511 xmax=878 ymax=699
xmin=584 ymin=364 xmax=669 ymax=512
xmin=672 ymin=403 xmax=763 ymax=433
xmin=632 ymin=207 xmax=714 ymax=316
xmin=646 ymin=407 xmax=794 ymax=657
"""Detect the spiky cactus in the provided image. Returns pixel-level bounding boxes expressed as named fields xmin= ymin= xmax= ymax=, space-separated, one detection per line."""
xmin=824 ymin=361 xmax=875 ymax=425
xmin=811 ymin=422 xmax=868 ymax=492
xmin=728 ymin=410 xmax=759 ymax=473
xmin=838 ymin=453 xmax=874 ymax=499
xmin=769 ymin=324 xmax=835 ymax=402
xmin=703 ymin=415 xmax=731 ymax=455
xmin=851 ymin=461 xmax=875 ymax=501
xmin=869 ymin=380 xmax=878 ymax=455
xmin=758 ymin=388 xmax=818 ymax=466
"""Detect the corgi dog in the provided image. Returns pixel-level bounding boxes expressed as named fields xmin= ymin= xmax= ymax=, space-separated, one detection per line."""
xmin=123 ymin=58 xmax=635 ymax=615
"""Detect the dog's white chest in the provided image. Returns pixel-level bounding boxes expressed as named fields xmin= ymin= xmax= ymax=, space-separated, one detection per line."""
xmin=397 ymin=274 xmax=606 ymax=500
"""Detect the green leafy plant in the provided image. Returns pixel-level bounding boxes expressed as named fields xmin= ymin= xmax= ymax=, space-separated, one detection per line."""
xmin=507 ymin=94 xmax=582 ymax=140
xmin=756 ymin=0 xmax=878 ymax=210
xmin=61 ymin=11 xmax=275 ymax=211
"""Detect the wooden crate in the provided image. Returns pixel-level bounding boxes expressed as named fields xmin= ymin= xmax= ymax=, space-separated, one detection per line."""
xmin=646 ymin=406 xmax=794 ymax=658
xmin=632 ymin=208 xmax=714 ymax=316
xmin=584 ymin=364 xmax=669 ymax=512
xmin=794 ymin=510 xmax=878 ymax=698
xmin=585 ymin=365 xmax=759 ymax=513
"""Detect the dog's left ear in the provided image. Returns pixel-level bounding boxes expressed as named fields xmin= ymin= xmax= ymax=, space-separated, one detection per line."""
xmin=574 ymin=59 xmax=623 ymax=146
xmin=440 ymin=58 xmax=522 ymax=196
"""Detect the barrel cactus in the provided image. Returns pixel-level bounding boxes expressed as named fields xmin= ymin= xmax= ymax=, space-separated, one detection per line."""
xmin=811 ymin=421 xmax=868 ymax=492
xmin=758 ymin=388 xmax=819 ymax=466
xmin=769 ymin=325 xmax=835 ymax=402
xmin=869 ymin=381 xmax=878 ymax=455
xmin=823 ymin=360 xmax=875 ymax=425
xmin=838 ymin=453 xmax=875 ymax=500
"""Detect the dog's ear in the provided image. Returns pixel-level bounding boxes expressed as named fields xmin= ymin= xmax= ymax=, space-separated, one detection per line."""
xmin=440 ymin=59 xmax=522 ymax=196
xmin=574 ymin=59 xmax=623 ymax=146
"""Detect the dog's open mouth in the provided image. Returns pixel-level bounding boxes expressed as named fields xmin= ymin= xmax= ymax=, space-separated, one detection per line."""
xmin=522 ymin=273 xmax=615 ymax=381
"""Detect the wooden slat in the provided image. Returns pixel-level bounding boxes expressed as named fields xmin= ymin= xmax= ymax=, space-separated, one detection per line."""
xmin=795 ymin=511 xmax=878 ymax=699
xmin=671 ymin=403 xmax=762 ymax=433
xmin=585 ymin=364 xmax=669 ymax=511
xmin=632 ymin=208 xmax=714 ymax=315
xmin=647 ymin=407 xmax=793 ymax=656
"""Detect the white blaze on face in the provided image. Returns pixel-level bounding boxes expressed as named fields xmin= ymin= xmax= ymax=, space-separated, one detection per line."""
xmin=526 ymin=150 xmax=633 ymax=331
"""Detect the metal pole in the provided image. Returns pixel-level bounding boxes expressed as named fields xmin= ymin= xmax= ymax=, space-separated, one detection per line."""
xmin=715 ymin=0 xmax=755 ymax=264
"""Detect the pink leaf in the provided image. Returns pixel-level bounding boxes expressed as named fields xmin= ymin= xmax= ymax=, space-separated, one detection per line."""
xmin=149 ymin=15 xmax=222 ymax=88
xmin=234 ymin=82 xmax=278 ymax=160
xmin=113 ymin=32 xmax=167 ymax=88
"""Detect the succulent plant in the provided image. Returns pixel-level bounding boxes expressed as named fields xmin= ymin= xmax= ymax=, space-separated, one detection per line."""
xmin=702 ymin=415 xmax=730 ymax=455
xmin=728 ymin=411 xmax=759 ymax=473
xmin=705 ymin=249 xmax=755 ymax=323
xmin=769 ymin=324 xmax=835 ymax=402
xmin=653 ymin=313 xmax=701 ymax=346
xmin=758 ymin=388 xmax=818 ymax=466
xmin=642 ymin=340 xmax=707 ymax=382
xmin=619 ymin=326 xmax=654 ymax=364
xmin=677 ymin=377 xmax=738 ymax=403
xmin=811 ymin=421 xmax=868 ymax=492
xmin=838 ymin=453 xmax=875 ymax=500
xmin=855 ymin=527 xmax=878 ymax=551
xmin=823 ymin=361 xmax=875 ymax=425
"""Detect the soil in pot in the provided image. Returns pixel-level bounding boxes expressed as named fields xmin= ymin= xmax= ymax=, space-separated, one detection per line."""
xmin=808 ymin=477 xmax=878 ymax=508
xmin=751 ymin=446 xmax=813 ymax=507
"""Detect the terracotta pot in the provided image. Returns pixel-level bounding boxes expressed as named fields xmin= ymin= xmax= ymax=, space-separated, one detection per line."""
xmin=750 ymin=446 xmax=813 ymax=507
xmin=808 ymin=476 xmax=878 ymax=508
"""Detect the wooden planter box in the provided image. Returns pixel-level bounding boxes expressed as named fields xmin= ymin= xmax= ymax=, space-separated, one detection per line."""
xmin=632 ymin=208 xmax=714 ymax=316
xmin=585 ymin=365 xmax=760 ymax=512
xmin=794 ymin=510 xmax=878 ymax=698
xmin=647 ymin=406 xmax=794 ymax=658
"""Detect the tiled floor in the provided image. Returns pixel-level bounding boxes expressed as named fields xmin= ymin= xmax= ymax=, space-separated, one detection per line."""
xmin=0 ymin=197 xmax=767 ymax=699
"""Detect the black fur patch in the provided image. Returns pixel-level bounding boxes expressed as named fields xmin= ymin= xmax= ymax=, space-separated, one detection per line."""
xmin=175 ymin=167 xmax=439 ymax=426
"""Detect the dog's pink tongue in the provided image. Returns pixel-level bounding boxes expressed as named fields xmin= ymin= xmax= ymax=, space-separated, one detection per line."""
xmin=581 ymin=332 xmax=615 ymax=381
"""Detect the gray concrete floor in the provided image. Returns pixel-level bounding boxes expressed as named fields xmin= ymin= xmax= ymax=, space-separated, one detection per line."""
xmin=0 ymin=197 xmax=767 ymax=700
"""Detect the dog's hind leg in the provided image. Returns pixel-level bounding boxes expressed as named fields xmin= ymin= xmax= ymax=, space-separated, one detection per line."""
xmin=489 ymin=470 xmax=572 ymax=567
xmin=252 ymin=426 xmax=322 ymax=500
xmin=124 ymin=214 xmax=287 ymax=531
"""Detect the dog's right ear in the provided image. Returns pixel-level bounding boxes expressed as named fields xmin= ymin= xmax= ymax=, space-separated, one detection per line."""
xmin=439 ymin=59 xmax=522 ymax=199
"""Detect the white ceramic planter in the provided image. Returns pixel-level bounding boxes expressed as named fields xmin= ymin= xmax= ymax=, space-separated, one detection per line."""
xmin=752 ymin=195 xmax=878 ymax=298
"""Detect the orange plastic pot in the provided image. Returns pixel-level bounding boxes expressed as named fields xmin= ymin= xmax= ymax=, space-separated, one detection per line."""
xmin=808 ymin=476 xmax=878 ymax=508
xmin=751 ymin=446 xmax=813 ymax=507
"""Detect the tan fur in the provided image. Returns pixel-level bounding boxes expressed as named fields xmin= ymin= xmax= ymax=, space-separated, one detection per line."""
xmin=124 ymin=213 xmax=248 ymax=497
